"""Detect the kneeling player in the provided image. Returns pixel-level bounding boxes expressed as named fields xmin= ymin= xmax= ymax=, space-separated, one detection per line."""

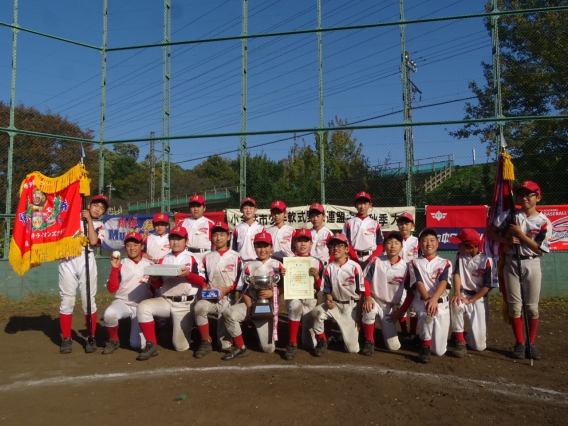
xmin=311 ymin=233 xmax=364 ymax=356
xmin=103 ymin=232 xmax=154 ymax=354
xmin=448 ymin=228 xmax=493 ymax=358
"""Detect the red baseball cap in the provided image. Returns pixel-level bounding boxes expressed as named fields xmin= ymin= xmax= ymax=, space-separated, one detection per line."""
xmin=90 ymin=195 xmax=110 ymax=209
xmin=153 ymin=213 xmax=169 ymax=224
xmin=189 ymin=194 xmax=205 ymax=206
xmin=270 ymin=200 xmax=287 ymax=211
xmin=295 ymin=228 xmax=312 ymax=241
xmin=327 ymin=233 xmax=349 ymax=246
xmin=124 ymin=231 xmax=144 ymax=243
xmin=516 ymin=181 xmax=541 ymax=194
xmin=397 ymin=212 xmax=414 ymax=223
xmin=211 ymin=222 xmax=230 ymax=233
xmin=169 ymin=226 xmax=188 ymax=238
xmin=354 ymin=191 xmax=371 ymax=202
xmin=309 ymin=203 xmax=325 ymax=214
xmin=449 ymin=228 xmax=481 ymax=246
xmin=240 ymin=197 xmax=257 ymax=207
xmin=254 ymin=231 xmax=272 ymax=245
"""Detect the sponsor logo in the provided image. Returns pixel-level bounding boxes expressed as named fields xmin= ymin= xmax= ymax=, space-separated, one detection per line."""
xmin=430 ymin=211 xmax=448 ymax=221
xmin=471 ymin=268 xmax=485 ymax=277
xmin=222 ymin=264 xmax=235 ymax=273
xmin=364 ymin=227 xmax=376 ymax=235
xmin=342 ymin=276 xmax=355 ymax=286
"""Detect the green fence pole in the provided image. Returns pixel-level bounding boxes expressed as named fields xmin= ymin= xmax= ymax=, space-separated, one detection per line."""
xmin=491 ymin=0 xmax=503 ymax=152
xmin=400 ymin=0 xmax=412 ymax=206
xmin=239 ymin=0 xmax=249 ymax=199
xmin=98 ymin=0 xmax=108 ymax=195
xmin=317 ymin=0 xmax=325 ymax=204
xmin=162 ymin=0 xmax=172 ymax=212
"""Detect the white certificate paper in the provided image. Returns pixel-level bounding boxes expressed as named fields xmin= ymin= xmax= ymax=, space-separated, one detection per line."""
xmin=283 ymin=257 xmax=314 ymax=300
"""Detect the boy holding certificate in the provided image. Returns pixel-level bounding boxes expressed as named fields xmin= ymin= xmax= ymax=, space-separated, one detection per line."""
xmin=284 ymin=228 xmax=325 ymax=360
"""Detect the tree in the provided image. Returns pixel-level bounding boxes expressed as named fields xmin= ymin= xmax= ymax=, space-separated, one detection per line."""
xmin=193 ymin=155 xmax=239 ymax=188
xmin=113 ymin=143 xmax=140 ymax=160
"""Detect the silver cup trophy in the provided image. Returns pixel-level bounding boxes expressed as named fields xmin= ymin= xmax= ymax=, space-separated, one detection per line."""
xmin=245 ymin=273 xmax=281 ymax=319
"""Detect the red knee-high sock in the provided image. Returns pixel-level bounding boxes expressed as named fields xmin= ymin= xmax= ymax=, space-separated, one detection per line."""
xmin=198 ymin=324 xmax=211 ymax=342
xmin=85 ymin=313 xmax=97 ymax=337
xmin=316 ymin=333 xmax=327 ymax=341
xmin=139 ymin=321 xmax=157 ymax=345
xmin=363 ymin=323 xmax=375 ymax=342
xmin=233 ymin=334 xmax=245 ymax=348
xmin=510 ymin=316 xmax=524 ymax=344
xmin=288 ymin=320 xmax=300 ymax=345
xmin=60 ymin=314 xmax=73 ymax=339
xmin=422 ymin=339 xmax=431 ymax=348
xmin=398 ymin=317 xmax=407 ymax=332
xmin=529 ymin=318 xmax=539 ymax=344
xmin=106 ymin=325 xmax=119 ymax=341
xmin=410 ymin=317 xmax=418 ymax=334
xmin=455 ymin=331 xmax=466 ymax=343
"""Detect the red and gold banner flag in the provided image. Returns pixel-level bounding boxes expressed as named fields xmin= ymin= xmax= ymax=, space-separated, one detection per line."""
xmin=9 ymin=164 xmax=91 ymax=276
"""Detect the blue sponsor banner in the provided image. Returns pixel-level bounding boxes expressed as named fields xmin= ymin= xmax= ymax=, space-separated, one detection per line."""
xmin=102 ymin=214 xmax=164 ymax=251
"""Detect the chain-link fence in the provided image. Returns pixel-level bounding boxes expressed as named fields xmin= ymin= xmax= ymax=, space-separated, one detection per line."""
xmin=1 ymin=0 xmax=567 ymax=258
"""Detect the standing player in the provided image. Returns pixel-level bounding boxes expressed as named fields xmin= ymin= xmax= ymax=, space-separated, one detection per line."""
xmin=311 ymin=233 xmax=364 ymax=356
xmin=267 ymin=200 xmax=296 ymax=262
xmin=102 ymin=232 xmax=154 ymax=354
xmin=231 ymin=197 xmax=265 ymax=262
xmin=59 ymin=194 xmax=109 ymax=354
xmin=309 ymin=203 xmax=334 ymax=264
xmin=136 ymin=226 xmax=204 ymax=361
xmin=487 ymin=180 xmax=552 ymax=360
xmin=448 ymin=228 xmax=493 ymax=358
xmin=180 ymin=194 xmax=214 ymax=259
xmin=342 ymin=192 xmax=383 ymax=269
xmin=190 ymin=222 xmax=242 ymax=358
xmin=285 ymin=228 xmax=325 ymax=360
xmin=144 ymin=213 xmax=171 ymax=262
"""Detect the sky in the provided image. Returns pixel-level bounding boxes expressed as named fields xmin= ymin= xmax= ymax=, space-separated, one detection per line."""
xmin=0 ymin=0 xmax=497 ymax=177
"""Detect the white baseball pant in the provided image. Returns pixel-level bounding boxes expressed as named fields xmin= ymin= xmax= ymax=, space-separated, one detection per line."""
xmin=450 ymin=296 xmax=489 ymax=351
xmin=286 ymin=298 xmax=318 ymax=349
xmin=362 ymin=297 xmax=401 ymax=351
xmin=312 ymin=300 xmax=360 ymax=353
xmin=504 ymin=256 xmax=541 ymax=319
xmin=413 ymin=297 xmax=450 ymax=356
xmin=222 ymin=303 xmax=275 ymax=353
xmin=137 ymin=297 xmax=195 ymax=351
xmin=58 ymin=253 xmax=97 ymax=315
xmin=194 ymin=296 xmax=233 ymax=350
xmin=103 ymin=299 xmax=145 ymax=350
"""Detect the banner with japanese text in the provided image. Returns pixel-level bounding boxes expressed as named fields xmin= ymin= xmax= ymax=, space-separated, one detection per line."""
xmin=102 ymin=214 xmax=162 ymax=250
xmin=426 ymin=205 xmax=487 ymax=250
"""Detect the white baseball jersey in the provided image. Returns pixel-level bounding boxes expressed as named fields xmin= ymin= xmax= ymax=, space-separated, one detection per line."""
xmin=267 ymin=224 xmax=296 ymax=261
xmin=407 ymin=256 xmax=452 ymax=298
xmin=342 ymin=215 xmax=384 ymax=252
xmin=69 ymin=218 xmax=104 ymax=256
xmin=322 ymin=259 xmax=364 ymax=302
xmin=145 ymin=233 xmax=171 ymax=260
xmin=242 ymin=258 xmax=283 ymax=300
xmin=401 ymin=235 xmax=419 ymax=262
xmin=310 ymin=226 xmax=333 ymax=263
xmin=364 ymin=255 xmax=408 ymax=305
xmin=454 ymin=252 xmax=493 ymax=293
xmin=180 ymin=216 xmax=214 ymax=250
xmin=202 ymin=249 xmax=242 ymax=288
xmin=111 ymin=257 xmax=154 ymax=307
xmin=231 ymin=221 xmax=265 ymax=262
xmin=494 ymin=209 xmax=552 ymax=257
xmin=157 ymin=251 xmax=203 ymax=297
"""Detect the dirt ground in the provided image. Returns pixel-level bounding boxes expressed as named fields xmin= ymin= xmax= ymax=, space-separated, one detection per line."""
xmin=0 ymin=296 xmax=567 ymax=426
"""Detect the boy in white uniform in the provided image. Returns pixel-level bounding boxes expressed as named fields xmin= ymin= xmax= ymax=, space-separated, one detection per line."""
xmin=59 ymin=194 xmax=109 ymax=355
xmin=448 ymin=228 xmax=493 ymax=358
xmin=144 ymin=213 xmax=171 ymax=262
xmin=231 ymin=197 xmax=265 ymax=262
xmin=180 ymin=194 xmax=214 ymax=259
xmin=309 ymin=203 xmax=334 ymax=264
xmin=103 ymin=232 xmax=154 ymax=354
xmin=267 ymin=200 xmax=296 ymax=262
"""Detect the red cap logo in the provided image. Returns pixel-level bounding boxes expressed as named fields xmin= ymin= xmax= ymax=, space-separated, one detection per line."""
xmin=169 ymin=226 xmax=188 ymax=238
xmin=295 ymin=228 xmax=312 ymax=241
xmin=124 ymin=232 xmax=144 ymax=243
xmin=354 ymin=192 xmax=371 ymax=202
xmin=153 ymin=213 xmax=168 ymax=223
xmin=189 ymin=194 xmax=205 ymax=205
xmin=254 ymin=231 xmax=272 ymax=244
xmin=270 ymin=200 xmax=287 ymax=211
xmin=211 ymin=222 xmax=230 ymax=232
xmin=448 ymin=228 xmax=481 ymax=246
xmin=240 ymin=197 xmax=257 ymax=207
xmin=397 ymin=212 xmax=414 ymax=223
xmin=309 ymin=203 xmax=325 ymax=213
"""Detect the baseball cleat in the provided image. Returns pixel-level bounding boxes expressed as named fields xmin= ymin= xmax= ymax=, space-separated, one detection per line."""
xmin=417 ymin=344 xmax=431 ymax=364
xmin=285 ymin=342 xmax=297 ymax=360
xmin=136 ymin=342 xmax=159 ymax=361
xmin=361 ymin=341 xmax=375 ymax=357
xmin=512 ymin=343 xmax=526 ymax=360
xmin=525 ymin=344 xmax=541 ymax=360
xmin=102 ymin=339 xmax=120 ymax=355
xmin=450 ymin=342 xmax=467 ymax=358
xmin=85 ymin=339 xmax=97 ymax=354
xmin=194 ymin=340 xmax=213 ymax=359
xmin=60 ymin=337 xmax=73 ymax=354
xmin=221 ymin=346 xmax=249 ymax=361
xmin=314 ymin=338 xmax=328 ymax=357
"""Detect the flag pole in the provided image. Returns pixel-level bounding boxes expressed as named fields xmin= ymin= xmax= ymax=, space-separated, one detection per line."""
xmin=81 ymin=144 xmax=94 ymax=346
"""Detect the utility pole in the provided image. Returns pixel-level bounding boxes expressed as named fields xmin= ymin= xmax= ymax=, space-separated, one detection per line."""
xmin=404 ymin=51 xmax=421 ymax=166
xmin=150 ymin=131 xmax=156 ymax=202
xmin=106 ymin=182 xmax=116 ymax=206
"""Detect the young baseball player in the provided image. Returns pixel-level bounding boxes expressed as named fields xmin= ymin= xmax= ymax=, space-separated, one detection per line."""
xmin=136 ymin=226 xmax=204 ymax=361
xmin=311 ymin=233 xmax=364 ymax=356
xmin=103 ymin=232 xmax=154 ymax=354
xmin=309 ymin=203 xmax=334 ymax=264
xmin=360 ymin=231 xmax=409 ymax=356
xmin=221 ymin=231 xmax=284 ymax=360
xmin=285 ymin=228 xmax=325 ymax=360
xmin=231 ymin=197 xmax=265 ymax=262
xmin=180 ymin=194 xmax=214 ymax=258
xmin=190 ymin=222 xmax=242 ymax=358
xmin=267 ymin=200 xmax=296 ymax=262
xmin=487 ymin=180 xmax=552 ymax=360
xmin=448 ymin=228 xmax=493 ymax=358
xmin=144 ymin=213 xmax=171 ymax=262
xmin=59 ymin=194 xmax=109 ymax=355
xmin=342 ymin=192 xmax=384 ymax=269
xmin=388 ymin=228 xmax=452 ymax=364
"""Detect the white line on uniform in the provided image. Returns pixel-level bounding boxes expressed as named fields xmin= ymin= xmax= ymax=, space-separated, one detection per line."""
xmin=1 ymin=364 xmax=566 ymax=404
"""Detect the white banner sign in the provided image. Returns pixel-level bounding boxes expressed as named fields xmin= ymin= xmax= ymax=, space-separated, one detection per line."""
xmin=226 ymin=205 xmax=415 ymax=232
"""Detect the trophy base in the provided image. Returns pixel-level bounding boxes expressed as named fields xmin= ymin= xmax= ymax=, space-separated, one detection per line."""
xmin=250 ymin=302 xmax=273 ymax=319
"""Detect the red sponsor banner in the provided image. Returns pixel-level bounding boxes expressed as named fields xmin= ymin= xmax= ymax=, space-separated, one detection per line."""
xmin=174 ymin=211 xmax=226 ymax=226
xmin=426 ymin=205 xmax=487 ymax=250
xmin=538 ymin=205 xmax=568 ymax=251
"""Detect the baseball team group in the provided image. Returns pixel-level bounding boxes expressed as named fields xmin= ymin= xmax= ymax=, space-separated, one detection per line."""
xmin=58 ymin=180 xmax=551 ymax=364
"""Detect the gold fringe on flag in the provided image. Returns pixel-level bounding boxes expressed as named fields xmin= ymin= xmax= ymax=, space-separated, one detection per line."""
xmin=19 ymin=163 xmax=91 ymax=196
xmin=502 ymin=151 xmax=515 ymax=181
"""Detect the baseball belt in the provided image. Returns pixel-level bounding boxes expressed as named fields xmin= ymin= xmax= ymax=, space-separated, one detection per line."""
xmin=505 ymin=253 xmax=537 ymax=260
xmin=356 ymin=250 xmax=371 ymax=256
xmin=437 ymin=296 xmax=449 ymax=303
xmin=463 ymin=289 xmax=477 ymax=296
xmin=165 ymin=295 xmax=195 ymax=302
xmin=188 ymin=247 xmax=208 ymax=253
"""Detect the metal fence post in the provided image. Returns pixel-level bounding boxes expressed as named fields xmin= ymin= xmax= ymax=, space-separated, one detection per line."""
xmin=98 ymin=0 xmax=108 ymax=195
xmin=399 ymin=0 xmax=412 ymax=206
xmin=239 ymin=0 xmax=248 ymax=199
xmin=162 ymin=0 xmax=172 ymax=212
xmin=317 ymin=0 xmax=325 ymax=203
xmin=491 ymin=0 xmax=503 ymax=151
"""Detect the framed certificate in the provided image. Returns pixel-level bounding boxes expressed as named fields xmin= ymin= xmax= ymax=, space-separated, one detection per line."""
xmin=283 ymin=257 xmax=314 ymax=300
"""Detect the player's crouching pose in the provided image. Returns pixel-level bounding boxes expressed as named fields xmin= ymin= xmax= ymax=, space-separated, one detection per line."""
xmin=190 ymin=222 xmax=242 ymax=359
xmin=59 ymin=194 xmax=109 ymax=354
xmin=311 ymin=233 xmax=364 ymax=356
xmin=285 ymin=228 xmax=325 ymax=360
xmin=221 ymin=231 xmax=284 ymax=361
xmin=360 ymin=231 xmax=410 ymax=356
xmin=103 ymin=232 xmax=154 ymax=354
xmin=136 ymin=226 xmax=204 ymax=361
xmin=448 ymin=228 xmax=493 ymax=358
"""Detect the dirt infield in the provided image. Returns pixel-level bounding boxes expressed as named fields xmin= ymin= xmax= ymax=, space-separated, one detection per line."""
xmin=1 ymin=297 xmax=567 ymax=426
